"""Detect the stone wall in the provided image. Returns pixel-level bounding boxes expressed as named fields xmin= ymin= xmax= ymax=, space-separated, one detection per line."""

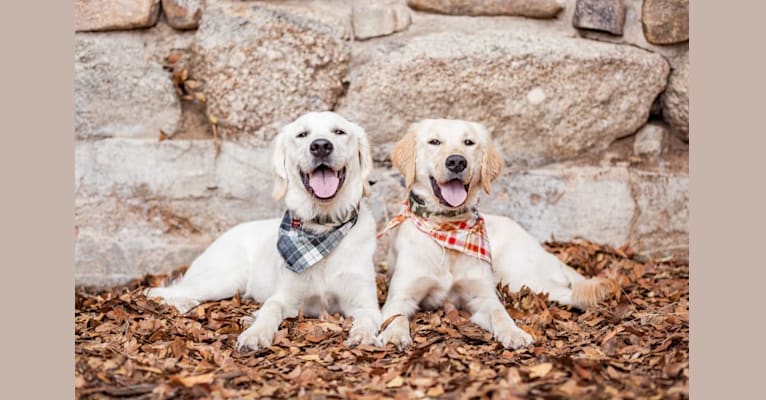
xmin=75 ymin=0 xmax=689 ymax=287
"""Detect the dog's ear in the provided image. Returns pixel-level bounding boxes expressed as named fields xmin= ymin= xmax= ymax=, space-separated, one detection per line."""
xmin=271 ymin=129 xmax=289 ymax=202
xmin=478 ymin=125 xmax=503 ymax=195
xmin=353 ymin=122 xmax=373 ymax=197
xmin=391 ymin=122 xmax=419 ymax=191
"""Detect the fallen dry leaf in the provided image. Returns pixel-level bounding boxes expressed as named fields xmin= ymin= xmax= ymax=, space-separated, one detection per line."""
xmin=426 ymin=385 xmax=445 ymax=396
xmin=380 ymin=313 xmax=402 ymax=331
xmin=386 ymin=375 xmax=404 ymax=388
xmin=75 ymin=240 xmax=688 ymax=399
xmin=527 ymin=362 xmax=553 ymax=379
xmin=172 ymin=372 xmax=215 ymax=387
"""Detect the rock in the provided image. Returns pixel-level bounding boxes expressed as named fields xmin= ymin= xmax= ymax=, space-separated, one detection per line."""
xmin=337 ymin=31 xmax=669 ymax=165
xmin=642 ymin=0 xmax=689 ymax=45
xmin=74 ymin=32 xmax=181 ymax=139
xmin=75 ymin=155 xmax=688 ymax=286
xmin=485 ymin=159 xmax=687 ymax=259
xmin=74 ymin=188 xmax=283 ymax=287
xmin=633 ymin=122 xmax=666 ymax=157
xmin=75 ymin=227 xmax=210 ymax=287
xmin=75 ymin=138 xmax=216 ymax=199
xmin=662 ymin=51 xmax=688 ymax=140
xmin=162 ymin=0 xmax=203 ymax=30
xmin=75 ymin=137 xmax=284 ymax=286
xmin=486 ymin=164 xmax=636 ymax=247
xmin=369 ymin=158 xmax=688 ymax=262
xmin=75 ymin=0 xmax=161 ymax=32
xmin=75 ymin=33 xmax=181 ymax=139
xmin=572 ymin=0 xmax=626 ymax=35
xmin=75 ymin=138 xmax=274 ymax=201
xmin=557 ymin=0 xmax=687 ymax=61
xmin=352 ymin=1 xmax=412 ymax=40
xmin=367 ymin=168 xmax=405 ymax=263
xmin=629 ymin=169 xmax=688 ymax=260
xmin=368 ymin=169 xmax=406 ymax=225
xmin=407 ymin=0 xmax=563 ymax=18
xmin=192 ymin=1 xmax=351 ymax=142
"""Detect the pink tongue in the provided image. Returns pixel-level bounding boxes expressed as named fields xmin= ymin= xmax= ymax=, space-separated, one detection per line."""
xmin=439 ymin=180 xmax=467 ymax=207
xmin=309 ymin=169 xmax=340 ymax=198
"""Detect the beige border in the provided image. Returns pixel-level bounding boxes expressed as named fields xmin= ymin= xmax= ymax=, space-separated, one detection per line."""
xmin=3 ymin=0 xmax=756 ymax=397
xmin=0 ymin=1 xmax=74 ymax=398
xmin=692 ymin=2 xmax=764 ymax=398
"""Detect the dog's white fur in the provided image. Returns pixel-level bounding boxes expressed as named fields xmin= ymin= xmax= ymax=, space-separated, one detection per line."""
xmin=377 ymin=119 xmax=617 ymax=350
xmin=146 ymin=112 xmax=381 ymax=350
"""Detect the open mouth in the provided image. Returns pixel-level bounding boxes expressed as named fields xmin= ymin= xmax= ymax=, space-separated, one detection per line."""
xmin=430 ymin=176 xmax=469 ymax=208
xmin=301 ymin=165 xmax=346 ymax=200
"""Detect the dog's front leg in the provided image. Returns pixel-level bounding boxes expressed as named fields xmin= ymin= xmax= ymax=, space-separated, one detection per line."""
xmin=455 ymin=278 xmax=534 ymax=349
xmin=236 ymin=292 xmax=299 ymax=351
xmin=337 ymin=273 xmax=382 ymax=347
xmin=376 ymin=275 xmax=439 ymax=350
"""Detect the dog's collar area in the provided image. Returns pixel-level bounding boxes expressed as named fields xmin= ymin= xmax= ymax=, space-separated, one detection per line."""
xmin=288 ymin=204 xmax=360 ymax=229
xmin=377 ymin=194 xmax=492 ymax=266
xmin=408 ymin=191 xmax=476 ymax=219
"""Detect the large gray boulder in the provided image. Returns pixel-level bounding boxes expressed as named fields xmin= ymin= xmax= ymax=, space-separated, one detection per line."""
xmin=192 ymin=1 xmax=352 ymax=141
xmin=629 ymin=167 xmax=688 ymax=259
xmin=75 ymin=138 xmax=283 ymax=287
xmin=75 ymin=138 xmax=276 ymax=204
xmin=662 ymin=51 xmax=689 ymax=140
xmin=337 ymin=30 xmax=670 ymax=165
xmin=75 ymin=33 xmax=181 ymax=139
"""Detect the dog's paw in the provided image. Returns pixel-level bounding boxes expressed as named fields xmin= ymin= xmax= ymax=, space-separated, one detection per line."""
xmin=376 ymin=324 xmax=412 ymax=350
xmin=239 ymin=314 xmax=256 ymax=328
xmin=144 ymin=288 xmax=198 ymax=314
xmin=236 ymin=324 xmax=275 ymax=351
xmin=495 ymin=324 xmax=534 ymax=350
xmin=345 ymin=325 xmax=378 ymax=347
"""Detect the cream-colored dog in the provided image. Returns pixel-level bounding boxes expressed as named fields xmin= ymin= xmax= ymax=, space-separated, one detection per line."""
xmin=146 ymin=112 xmax=381 ymax=350
xmin=377 ymin=119 xmax=617 ymax=350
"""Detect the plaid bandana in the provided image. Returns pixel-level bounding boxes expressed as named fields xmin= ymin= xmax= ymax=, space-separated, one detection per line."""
xmin=277 ymin=208 xmax=359 ymax=274
xmin=378 ymin=193 xmax=492 ymax=266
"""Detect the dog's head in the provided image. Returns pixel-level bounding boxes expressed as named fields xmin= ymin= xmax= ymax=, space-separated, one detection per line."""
xmin=271 ymin=112 xmax=372 ymax=220
xmin=391 ymin=119 xmax=503 ymax=212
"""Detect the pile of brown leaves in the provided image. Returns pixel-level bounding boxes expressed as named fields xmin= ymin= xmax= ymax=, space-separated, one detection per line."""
xmin=75 ymin=241 xmax=688 ymax=399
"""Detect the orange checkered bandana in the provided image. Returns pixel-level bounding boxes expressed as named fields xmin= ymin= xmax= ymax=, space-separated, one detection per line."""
xmin=378 ymin=195 xmax=493 ymax=266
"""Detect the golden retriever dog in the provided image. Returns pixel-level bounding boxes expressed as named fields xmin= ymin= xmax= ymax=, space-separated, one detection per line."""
xmin=147 ymin=112 xmax=382 ymax=350
xmin=377 ymin=119 xmax=617 ymax=350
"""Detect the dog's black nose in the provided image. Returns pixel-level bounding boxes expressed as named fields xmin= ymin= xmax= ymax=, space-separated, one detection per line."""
xmin=445 ymin=154 xmax=467 ymax=173
xmin=310 ymin=139 xmax=334 ymax=158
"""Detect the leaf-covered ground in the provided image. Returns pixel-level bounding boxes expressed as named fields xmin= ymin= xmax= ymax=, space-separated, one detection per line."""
xmin=75 ymin=241 xmax=689 ymax=399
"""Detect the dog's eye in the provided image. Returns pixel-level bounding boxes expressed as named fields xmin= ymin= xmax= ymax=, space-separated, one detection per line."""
xmin=296 ymin=131 xmax=308 ymax=138
xmin=334 ymin=129 xmax=346 ymax=136
xmin=428 ymin=139 xmax=441 ymax=145
xmin=464 ymin=139 xmax=475 ymax=146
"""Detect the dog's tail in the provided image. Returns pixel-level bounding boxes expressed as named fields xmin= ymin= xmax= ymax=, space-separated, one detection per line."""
xmin=560 ymin=263 xmax=619 ymax=309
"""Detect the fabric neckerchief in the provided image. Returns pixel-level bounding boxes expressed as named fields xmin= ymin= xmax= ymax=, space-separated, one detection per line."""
xmin=277 ymin=207 xmax=359 ymax=273
xmin=408 ymin=191 xmax=473 ymax=218
xmin=378 ymin=193 xmax=492 ymax=266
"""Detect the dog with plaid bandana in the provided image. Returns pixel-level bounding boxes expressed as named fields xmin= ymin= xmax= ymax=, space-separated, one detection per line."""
xmin=147 ymin=112 xmax=382 ymax=351
xmin=377 ymin=119 xmax=618 ymax=350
